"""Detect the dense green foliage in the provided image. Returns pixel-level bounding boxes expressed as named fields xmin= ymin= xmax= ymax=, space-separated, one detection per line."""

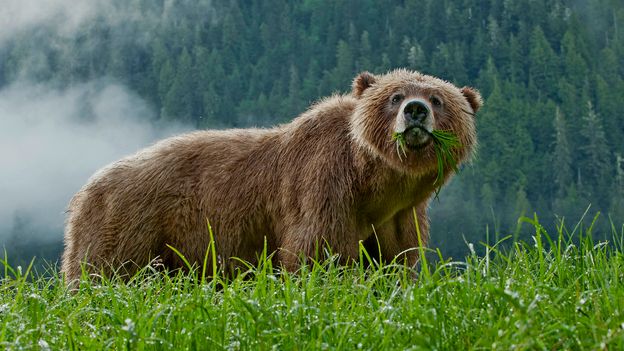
xmin=1 ymin=218 xmax=624 ymax=349
xmin=2 ymin=0 xmax=624 ymax=258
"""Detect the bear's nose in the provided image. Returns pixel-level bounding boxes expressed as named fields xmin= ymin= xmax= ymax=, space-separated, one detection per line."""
xmin=403 ymin=100 xmax=430 ymax=124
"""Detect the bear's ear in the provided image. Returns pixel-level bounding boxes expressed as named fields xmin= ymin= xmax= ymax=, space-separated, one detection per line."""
xmin=352 ymin=72 xmax=377 ymax=98
xmin=461 ymin=86 xmax=483 ymax=113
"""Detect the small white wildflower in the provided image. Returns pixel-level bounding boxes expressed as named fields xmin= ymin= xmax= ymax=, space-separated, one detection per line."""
xmin=38 ymin=339 xmax=50 ymax=351
xmin=227 ymin=340 xmax=240 ymax=350
xmin=504 ymin=288 xmax=519 ymax=300
xmin=528 ymin=294 xmax=541 ymax=311
xmin=121 ymin=318 xmax=135 ymax=332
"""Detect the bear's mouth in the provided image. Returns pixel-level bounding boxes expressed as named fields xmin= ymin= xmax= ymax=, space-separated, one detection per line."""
xmin=403 ymin=126 xmax=433 ymax=149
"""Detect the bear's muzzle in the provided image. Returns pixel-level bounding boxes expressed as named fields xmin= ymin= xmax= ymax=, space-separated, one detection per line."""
xmin=396 ymin=98 xmax=434 ymax=149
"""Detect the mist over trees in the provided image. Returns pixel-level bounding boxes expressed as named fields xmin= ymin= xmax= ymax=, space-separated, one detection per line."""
xmin=2 ymin=0 xmax=624 ymax=261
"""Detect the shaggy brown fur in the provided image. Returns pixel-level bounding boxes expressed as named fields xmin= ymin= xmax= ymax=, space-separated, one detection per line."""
xmin=61 ymin=69 xmax=481 ymax=283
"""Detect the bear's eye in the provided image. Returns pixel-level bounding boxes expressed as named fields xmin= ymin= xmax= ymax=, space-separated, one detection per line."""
xmin=430 ymin=96 xmax=442 ymax=107
xmin=391 ymin=94 xmax=404 ymax=104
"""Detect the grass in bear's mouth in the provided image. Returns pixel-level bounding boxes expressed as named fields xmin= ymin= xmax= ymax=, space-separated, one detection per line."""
xmin=392 ymin=129 xmax=461 ymax=195
xmin=391 ymin=131 xmax=408 ymax=160
xmin=430 ymin=130 xmax=461 ymax=184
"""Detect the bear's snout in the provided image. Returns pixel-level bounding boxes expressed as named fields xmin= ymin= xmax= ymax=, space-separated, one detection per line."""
xmin=403 ymin=100 xmax=430 ymax=125
xmin=397 ymin=98 xmax=433 ymax=148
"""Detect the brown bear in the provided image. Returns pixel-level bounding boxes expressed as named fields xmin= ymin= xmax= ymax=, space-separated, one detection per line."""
xmin=61 ymin=69 xmax=481 ymax=283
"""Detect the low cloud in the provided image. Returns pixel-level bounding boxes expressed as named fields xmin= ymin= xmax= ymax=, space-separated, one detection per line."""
xmin=0 ymin=80 xmax=188 ymax=242
xmin=2 ymin=0 xmax=101 ymax=45
xmin=0 ymin=0 xmax=218 ymax=47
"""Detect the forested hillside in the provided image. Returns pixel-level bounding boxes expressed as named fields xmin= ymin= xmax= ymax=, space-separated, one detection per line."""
xmin=2 ymin=0 xmax=623 ymax=258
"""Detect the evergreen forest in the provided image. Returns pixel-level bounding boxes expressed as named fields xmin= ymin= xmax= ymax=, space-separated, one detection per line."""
xmin=2 ymin=0 xmax=624 ymax=260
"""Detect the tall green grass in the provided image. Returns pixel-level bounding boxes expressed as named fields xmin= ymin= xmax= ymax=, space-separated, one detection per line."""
xmin=1 ymin=215 xmax=623 ymax=350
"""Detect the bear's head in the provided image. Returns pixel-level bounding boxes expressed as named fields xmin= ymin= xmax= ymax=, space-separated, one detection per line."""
xmin=350 ymin=69 xmax=481 ymax=176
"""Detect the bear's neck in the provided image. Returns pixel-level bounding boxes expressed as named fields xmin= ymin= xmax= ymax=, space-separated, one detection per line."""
xmin=352 ymin=143 xmax=438 ymax=228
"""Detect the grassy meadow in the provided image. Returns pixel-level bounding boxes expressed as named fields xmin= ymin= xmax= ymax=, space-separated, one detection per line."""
xmin=1 ymin=215 xmax=623 ymax=350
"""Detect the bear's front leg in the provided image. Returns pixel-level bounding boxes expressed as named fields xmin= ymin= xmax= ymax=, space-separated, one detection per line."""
xmin=365 ymin=205 xmax=429 ymax=267
xmin=277 ymin=218 xmax=360 ymax=272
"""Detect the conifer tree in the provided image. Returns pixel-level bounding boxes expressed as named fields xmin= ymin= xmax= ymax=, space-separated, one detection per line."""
xmin=611 ymin=153 xmax=624 ymax=220
xmin=528 ymin=26 xmax=558 ymax=98
xmin=552 ymin=107 xmax=573 ymax=199
xmin=163 ymin=49 xmax=195 ymax=124
xmin=333 ymin=40 xmax=354 ymax=88
xmin=580 ymin=101 xmax=612 ymax=209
